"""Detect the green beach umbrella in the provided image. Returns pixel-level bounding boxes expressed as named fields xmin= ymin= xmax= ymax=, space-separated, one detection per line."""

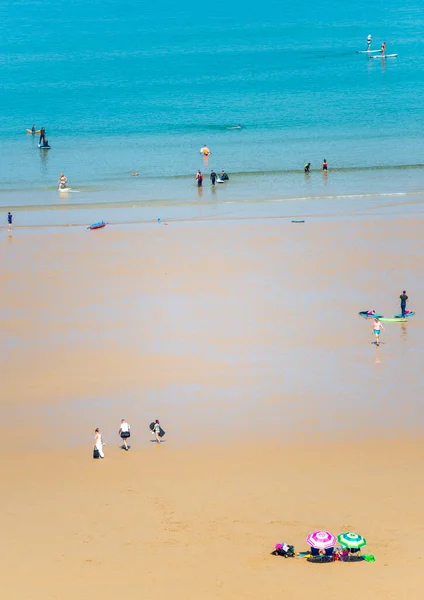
xmin=337 ymin=532 xmax=367 ymax=549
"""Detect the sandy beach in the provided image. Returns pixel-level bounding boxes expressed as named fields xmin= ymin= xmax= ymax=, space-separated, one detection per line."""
xmin=1 ymin=215 xmax=423 ymax=599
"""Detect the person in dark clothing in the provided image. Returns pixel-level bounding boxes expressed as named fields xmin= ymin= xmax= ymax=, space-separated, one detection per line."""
xmin=400 ymin=290 xmax=408 ymax=317
xmin=7 ymin=211 xmax=13 ymax=230
xmin=304 ymin=162 xmax=311 ymax=173
xmin=210 ymin=170 xmax=217 ymax=185
xmin=322 ymin=159 xmax=328 ymax=171
xmin=43 ymin=139 xmax=49 ymax=148
xmin=196 ymin=170 xmax=203 ymax=187
xmin=39 ymin=127 xmax=46 ymax=145
xmin=220 ymin=170 xmax=229 ymax=181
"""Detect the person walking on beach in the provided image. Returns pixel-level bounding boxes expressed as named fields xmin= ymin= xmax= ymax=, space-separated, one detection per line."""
xmin=94 ymin=428 xmax=105 ymax=458
xmin=400 ymin=290 xmax=408 ymax=318
xmin=210 ymin=169 xmax=217 ymax=186
xmin=39 ymin=127 xmax=46 ymax=145
xmin=304 ymin=162 xmax=311 ymax=173
xmin=153 ymin=420 xmax=162 ymax=444
xmin=7 ymin=211 xmax=13 ymax=230
xmin=119 ymin=419 xmax=131 ymax=451
xmin=322 ymin=159 xmax=328 ymax=171
xmin=373 ymin=318 xmax=385 ymax=346
xmin=196 ymin=170 xmax=203 ymax=187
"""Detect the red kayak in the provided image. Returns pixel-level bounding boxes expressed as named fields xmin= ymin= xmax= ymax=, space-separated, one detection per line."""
xmin=88 ymin=221 xmax=106 ymax=230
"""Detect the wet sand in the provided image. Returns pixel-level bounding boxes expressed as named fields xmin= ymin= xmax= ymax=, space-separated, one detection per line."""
xmin=1 ymin=216 xmax=423 ymax=598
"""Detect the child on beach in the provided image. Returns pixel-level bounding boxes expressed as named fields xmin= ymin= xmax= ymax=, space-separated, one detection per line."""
xmin=7 ymin=211 xmax=13 ymax=230
xmin=373 ymin=318 xmax=385 ymax=346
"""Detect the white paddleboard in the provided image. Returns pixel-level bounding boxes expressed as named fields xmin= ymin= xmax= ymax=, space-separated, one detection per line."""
xmin=371 ymin=53 xmax=398 ymax=59
xmin=58 ymin=187 xmax=80 ymax=193
xmin=356 ymin=50 xmax=381 ymax=54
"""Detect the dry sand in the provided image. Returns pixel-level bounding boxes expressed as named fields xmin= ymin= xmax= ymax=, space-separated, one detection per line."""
xmin=1 ymin=216 xmax=423 ymax=599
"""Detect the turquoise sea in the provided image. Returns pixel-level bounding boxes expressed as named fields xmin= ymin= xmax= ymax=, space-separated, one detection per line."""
xmin=1 ymin=0 xmax=424 ymax=224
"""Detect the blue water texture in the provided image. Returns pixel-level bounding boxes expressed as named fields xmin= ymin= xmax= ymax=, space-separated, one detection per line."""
xmin=1 ymin=0 xmax=424 ymax=211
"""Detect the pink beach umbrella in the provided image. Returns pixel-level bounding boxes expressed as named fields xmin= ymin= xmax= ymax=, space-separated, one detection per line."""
xmin=306 ymin=530 xmax=336 ymax=549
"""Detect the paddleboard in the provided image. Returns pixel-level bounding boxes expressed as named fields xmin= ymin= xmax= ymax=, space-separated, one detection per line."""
xmin=359 ymin=311 xmax=383 ymax=318
xmin=149 ymin=422 xmax=165 ymax=437
xmin=379 ymin=317 xmax=407 ymax=323
xmin=394 ymin=311 xmax=415 ymax=318
xmin=38 ymin=143 xmax=51 ymax=149
xmin=217 ymin=178 xmax=226 ymax=183
xmin=371 ymin=54 xmax=398 ymax=59
xmin=292 ymin=220 xmax=305 ymax=223
xmin=26 ymin=129 xmax=41 ymax=134
xmin=356 ymin=50 xmax=381 ymax=54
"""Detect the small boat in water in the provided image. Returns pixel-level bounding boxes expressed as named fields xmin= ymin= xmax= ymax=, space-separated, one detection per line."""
xmin=88 ymin=221 xmax=106 ymax=230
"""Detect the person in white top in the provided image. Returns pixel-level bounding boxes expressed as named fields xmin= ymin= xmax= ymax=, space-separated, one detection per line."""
xmin=94 ymin=428 xmax=104 ymax=458
xmin=373 ymin=318 xmax=385 ymax=346
xmin=119 ymin=419 xmax=131 ymax=451
xmin=367 ymin=34 xmax=372 ymax=50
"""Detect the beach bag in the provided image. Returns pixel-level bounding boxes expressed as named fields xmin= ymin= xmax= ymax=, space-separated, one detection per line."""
xmin=93 ymin=446 xmax=100 ymax=459
xmin=271 ymin=543 xmax=295 ymax=557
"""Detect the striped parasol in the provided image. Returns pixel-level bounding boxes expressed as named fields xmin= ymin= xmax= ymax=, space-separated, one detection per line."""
xmin=306 ymin=530 xmax=336 ymax=549
xmin=338 ymin=532 xmax=367 ymax=549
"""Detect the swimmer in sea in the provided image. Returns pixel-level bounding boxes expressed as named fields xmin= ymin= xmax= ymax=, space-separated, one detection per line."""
xmin=58 ymin=173 xmax=68 ymax=189
xmin=200 ymin=144 xmax=211 ymax=156
xmin=131 ymin=172 xmax=139 ymax=176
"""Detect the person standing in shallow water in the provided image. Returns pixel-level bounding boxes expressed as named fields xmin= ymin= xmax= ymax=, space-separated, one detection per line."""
xmin=304 ymin=162 xmax=311 ymax=173
xmin=322 ymin=159 xmax=328 ymax=171
xmin=210 ymin=169 xmax=217 ymax=186
xmin=196 ymin=170 xmax=203 ymax=187
xmin=399 ymin=290 xmax=408 ymax=317
xmin=7 ymin=211 xmax=13 ymax=230
xmin=373 ymin=318 xmax=385 ymax=346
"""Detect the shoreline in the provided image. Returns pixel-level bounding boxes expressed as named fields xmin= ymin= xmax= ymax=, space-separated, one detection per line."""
xmin=2 ymin=188 xmax=424 ymax=228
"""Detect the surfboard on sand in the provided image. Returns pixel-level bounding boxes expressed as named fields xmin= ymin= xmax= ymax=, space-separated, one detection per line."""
xmin=379 ymin=317 xmax=407 ymax=322
xmin=150 ymin=422 xmax=165 ymax=437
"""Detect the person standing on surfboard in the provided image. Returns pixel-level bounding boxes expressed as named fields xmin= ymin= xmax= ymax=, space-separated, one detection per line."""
xmin=373 ymin=318 xmax=385 ymax=346
xmin=381 ymin=42 xmax=386 ymax=57
xmin=39 ymin=127 xmax=46 ymax=145
xmin=367 ymin=34 xmax=372 ymax=50
xmin=399 ymin=290 xmax=408 ymax=318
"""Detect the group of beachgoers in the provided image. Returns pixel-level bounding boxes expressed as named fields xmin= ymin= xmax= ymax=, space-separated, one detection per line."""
xmin=197 ymin=144 xmax=231 ymax=187
xmin=93 ymin=419 xmax=163 ymax=459
xmin=367 ymin=291 xmax=410 ymax=346
xmin=29 ymin=125 xmax=50 ymax=148
xmin=366 ymin=34 xmax=387 ymax=56
xmin=304 ymin=160 xmax=328 ymax=173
